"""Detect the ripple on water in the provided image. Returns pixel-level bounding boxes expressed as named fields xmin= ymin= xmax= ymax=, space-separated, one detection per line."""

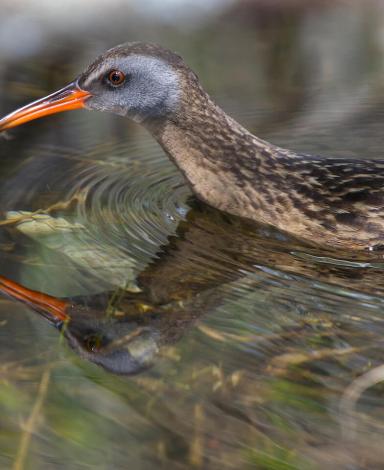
xmin=0 ymin=135 xmax=190 ymax=293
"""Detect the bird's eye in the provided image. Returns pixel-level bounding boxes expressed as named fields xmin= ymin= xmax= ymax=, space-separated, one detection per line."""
xmin=107 ymin=70 xmax=126 ymax=86
xmin=84 ymin=334 xmax=103 ymax=352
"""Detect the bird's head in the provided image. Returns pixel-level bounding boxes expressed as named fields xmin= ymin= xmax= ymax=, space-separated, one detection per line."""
xmin=61 ymin=307 xmax=160 ymax=375
xmin=0 ymin=42 xmax=196 ymax=131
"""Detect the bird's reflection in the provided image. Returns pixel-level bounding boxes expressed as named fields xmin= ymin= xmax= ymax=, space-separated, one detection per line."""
xmin=1 ymin=200 xmax=384 ymax=375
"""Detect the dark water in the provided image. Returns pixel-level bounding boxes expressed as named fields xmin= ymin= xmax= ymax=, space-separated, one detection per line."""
xmin=2 ymin=1 xmax=384 ymax=468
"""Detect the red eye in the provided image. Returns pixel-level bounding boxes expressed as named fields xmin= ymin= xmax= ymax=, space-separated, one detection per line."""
xmin=107 ymin=70 xmax=125 ymax=86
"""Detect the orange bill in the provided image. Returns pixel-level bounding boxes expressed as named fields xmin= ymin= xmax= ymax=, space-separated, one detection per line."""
xmin=0 ymin=275 xmax=69 ymax=323
xmin=0 ymin=81 xmax=91 ymax=131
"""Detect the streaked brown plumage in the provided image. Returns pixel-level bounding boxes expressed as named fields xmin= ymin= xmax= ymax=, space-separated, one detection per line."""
xmin=1 ymin=42 xmax=384 ymax=250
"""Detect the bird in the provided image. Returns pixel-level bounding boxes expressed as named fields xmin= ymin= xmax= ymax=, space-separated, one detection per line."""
xmin=1 ymin=41 xmax=384 ymax=250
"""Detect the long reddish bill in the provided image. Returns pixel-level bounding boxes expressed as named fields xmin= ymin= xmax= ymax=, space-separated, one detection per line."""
xmin=0 ymin=275 xmax=69 ymax=322
xmin=0 ymin=81 xmax=91 ymax=132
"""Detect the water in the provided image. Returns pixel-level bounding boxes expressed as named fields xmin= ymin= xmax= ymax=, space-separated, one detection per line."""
xmin=2 ymin=1 xmax=384 ymax=468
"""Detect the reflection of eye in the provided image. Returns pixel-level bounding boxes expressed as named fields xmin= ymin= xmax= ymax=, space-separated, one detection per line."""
xmin=84 ymin=335 xmax=103 ymax=352
xmin=107 ymin=70 xmax=126 ymax=86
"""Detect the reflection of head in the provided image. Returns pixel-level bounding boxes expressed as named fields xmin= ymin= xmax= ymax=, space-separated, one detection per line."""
xmin=0 ymin=274 xmax=162 ymax=376
xmin=61 ymin=312 xmax=160 ymax=375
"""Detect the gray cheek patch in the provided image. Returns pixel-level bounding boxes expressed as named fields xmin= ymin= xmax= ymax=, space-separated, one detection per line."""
xmin=83 ymin=55 xmax=181 ymax=123
xmin=124 ymin=55 xmax=181 ymax=122
xmin=85 ymin=92 xmax=128 ymax=117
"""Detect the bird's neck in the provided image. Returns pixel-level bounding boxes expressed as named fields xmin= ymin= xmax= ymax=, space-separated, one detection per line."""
xmin=145 ymin=87 xmax=280 ymax=218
